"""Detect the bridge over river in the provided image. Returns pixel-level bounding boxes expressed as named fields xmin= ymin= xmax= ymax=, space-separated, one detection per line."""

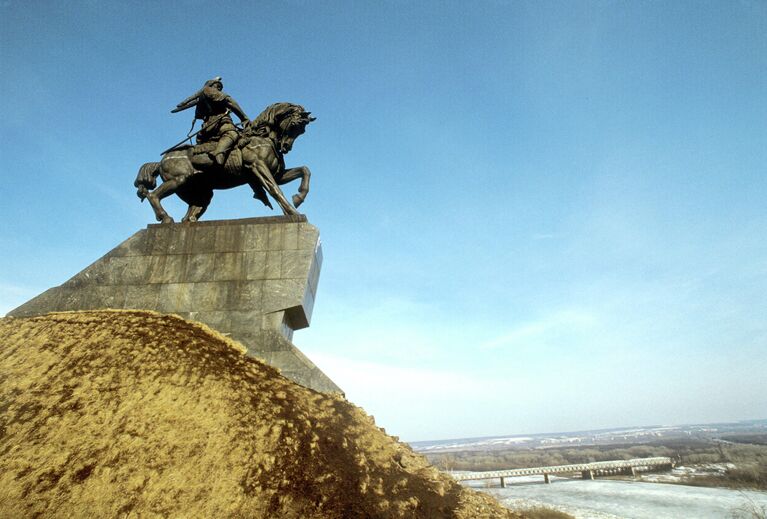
xmin=450 ymin=457 xmax=675 ymax=487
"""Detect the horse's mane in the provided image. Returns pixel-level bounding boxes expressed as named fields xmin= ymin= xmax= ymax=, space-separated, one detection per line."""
xmin=249 ymin=102 xmax=301 ymax=137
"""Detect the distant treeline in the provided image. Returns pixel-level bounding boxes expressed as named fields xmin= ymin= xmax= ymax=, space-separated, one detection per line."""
xmin=720 ymin=433 xmax=767 ymax=446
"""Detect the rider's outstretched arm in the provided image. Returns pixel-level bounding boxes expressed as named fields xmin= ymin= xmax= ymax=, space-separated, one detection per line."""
xmin=227 ymin=97 xmax=249 ymax=123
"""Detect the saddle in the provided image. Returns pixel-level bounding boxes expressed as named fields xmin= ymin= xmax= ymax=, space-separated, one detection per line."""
xmin=184 ymin=141 xmax=242 ymax=175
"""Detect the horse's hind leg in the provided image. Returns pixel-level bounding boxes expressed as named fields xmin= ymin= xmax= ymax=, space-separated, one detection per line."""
xmin=179 ymin=186 xmax=213 ymax=223
xmin=146 ymin=174 xmax=191 ymax=224
xmin=182 ymin=204 xmax=207 ymax=223
xmin=278 ymin=166 xmax=311 ymax=208
xmin=182 ymin=205 xmax=200 ymax=223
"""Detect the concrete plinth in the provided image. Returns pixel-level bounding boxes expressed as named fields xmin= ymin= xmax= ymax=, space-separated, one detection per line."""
xmin=8 ymin=215 xmax=341 ymax=394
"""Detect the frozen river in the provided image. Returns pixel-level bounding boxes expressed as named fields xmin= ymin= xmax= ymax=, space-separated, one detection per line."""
xmin=467 ymin=477 xmax=767 ymax=518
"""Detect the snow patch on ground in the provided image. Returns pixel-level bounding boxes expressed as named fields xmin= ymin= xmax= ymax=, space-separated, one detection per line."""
xmin=500 ymin=497 xmax=624 ymax=519
xmin=639 ymin=463 xmax=735 ymax=484
xmin=469 ymin=479 xmax=767 ymax=519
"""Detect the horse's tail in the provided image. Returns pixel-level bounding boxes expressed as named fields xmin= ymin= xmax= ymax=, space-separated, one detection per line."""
xmin=134 ymin=162 xmax=161 ymax=201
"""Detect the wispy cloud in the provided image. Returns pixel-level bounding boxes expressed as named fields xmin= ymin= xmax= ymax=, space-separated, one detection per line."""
xmin=304 ymin=295 xmax=462 ymax=363
xmin=481 ymin=310 xmax=598 ymax=350
xmin=307 ymin=352 xmax=528 ymax=439
xmin=311 ymin=353 xmax=489 ymax=397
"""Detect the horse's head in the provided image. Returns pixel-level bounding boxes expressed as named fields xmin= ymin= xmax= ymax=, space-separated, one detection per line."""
xmin=249 ymin=103 xmax=316 ymax=154
xmin=277 ymin=107 xmax=315 ymax=154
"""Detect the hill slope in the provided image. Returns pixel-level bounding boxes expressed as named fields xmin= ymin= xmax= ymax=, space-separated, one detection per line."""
xmin=0 ymin=310 xmax=519 ymax=518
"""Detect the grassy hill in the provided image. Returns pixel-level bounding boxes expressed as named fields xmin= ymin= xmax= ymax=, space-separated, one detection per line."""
xmin=0 ymin=310 xmax=520 ymax=519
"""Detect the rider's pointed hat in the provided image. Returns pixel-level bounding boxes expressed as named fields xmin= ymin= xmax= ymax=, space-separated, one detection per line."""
xmin=204 ymin=76 xmax=223 ymax=89
xmin=171 ymin=77 xmax=223 ymax=113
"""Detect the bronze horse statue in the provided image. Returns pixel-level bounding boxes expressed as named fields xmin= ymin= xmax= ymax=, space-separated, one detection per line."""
xmin=135 ymin=103 xmax=315 ymax=224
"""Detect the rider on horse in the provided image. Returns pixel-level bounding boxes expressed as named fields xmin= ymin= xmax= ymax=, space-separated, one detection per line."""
xmin=137 ymin=102 xmax=314 ymax=224
xmin=172 ymin=77 xmax=249 ymax=166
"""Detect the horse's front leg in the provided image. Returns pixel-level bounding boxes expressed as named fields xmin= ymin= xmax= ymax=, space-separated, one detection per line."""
xmin=277 ymin=166 xmax=311 ymax=208
xmin=250 ymin=162 xmax=299 ymax=216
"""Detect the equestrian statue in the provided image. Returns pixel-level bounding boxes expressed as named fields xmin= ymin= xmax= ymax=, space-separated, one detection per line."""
xmin=134 ymin=77 xmax=315 ymax=224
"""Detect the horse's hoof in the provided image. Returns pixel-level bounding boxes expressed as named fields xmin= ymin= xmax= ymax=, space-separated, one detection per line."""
xmin=161 ymin=216 xmax=174 ymax=224
xmin=292 ymin=194 xmax=304 ymax=208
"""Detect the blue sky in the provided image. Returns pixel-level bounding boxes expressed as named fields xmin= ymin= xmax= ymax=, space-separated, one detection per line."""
xmin=1 ymin=1 xmax=765 ymax=441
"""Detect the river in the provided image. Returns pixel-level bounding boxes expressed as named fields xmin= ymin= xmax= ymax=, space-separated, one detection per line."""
xmin=466 ymin=477 xmax=767 ymax=518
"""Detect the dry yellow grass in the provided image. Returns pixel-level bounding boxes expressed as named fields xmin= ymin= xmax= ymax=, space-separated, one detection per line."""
xmin=0 ymin=310 xmax=520 ymax=519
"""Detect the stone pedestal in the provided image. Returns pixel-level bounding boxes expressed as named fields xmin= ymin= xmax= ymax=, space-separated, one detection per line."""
xmin=8 ymin=215 xmax=341 ymax=394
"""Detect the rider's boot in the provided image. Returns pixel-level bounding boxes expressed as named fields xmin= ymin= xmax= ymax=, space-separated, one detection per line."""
xmin=213 ymin=133 xmax=237 ymax=166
